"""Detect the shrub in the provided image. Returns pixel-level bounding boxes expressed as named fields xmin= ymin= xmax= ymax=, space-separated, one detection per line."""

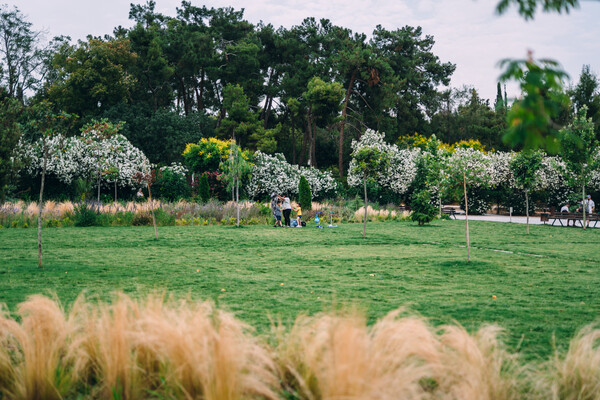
xmin=298 ymin=176 xmax=312 ymax=211
xmin=74 ymin=203 xmax=97 ymax=227
xmin=410 ymin=190 xmax=437 ymax=225
xmin=199 ymin=173 xmax=210 ymax=203
xmin=155 ymin=169 xmax=191 ymax=201
xmin=132 ymin=211 xmax=153 ymax=226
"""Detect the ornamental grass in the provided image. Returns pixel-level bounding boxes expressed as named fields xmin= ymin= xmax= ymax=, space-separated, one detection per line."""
xmin=2 ymin=294 xmax=599 ymax=399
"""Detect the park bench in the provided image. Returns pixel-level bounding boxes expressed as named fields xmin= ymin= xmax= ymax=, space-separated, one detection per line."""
xmin=442 ymin=207 xmax=457 ymax=219
xmin=547 ymin=211 xmax=600 ymax=227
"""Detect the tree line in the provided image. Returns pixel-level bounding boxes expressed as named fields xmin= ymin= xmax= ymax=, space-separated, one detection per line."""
xmin=1 ymin=0 xmax=600 ymax=202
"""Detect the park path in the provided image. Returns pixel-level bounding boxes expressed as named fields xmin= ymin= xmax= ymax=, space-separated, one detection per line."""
xmin=453 ymin=213 xmax=600 ymax=228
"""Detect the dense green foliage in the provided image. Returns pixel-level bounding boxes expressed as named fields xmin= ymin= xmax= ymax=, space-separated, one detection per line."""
xmin=0 ymin=89 xmax=21 ymax=201
xmin=2 ymin=221 xmax=600 ymax=359
xmin=298 ymin=175 xmax=312 ymax=211
xmin=198 ymin=173 xmax=210 ymax=202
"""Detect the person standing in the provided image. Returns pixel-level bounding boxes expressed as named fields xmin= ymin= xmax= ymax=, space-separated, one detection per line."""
xmin=584 ymin=194 xmax=595 ymax=227
xmin=279 ymin=194 xmax=292 ymax=227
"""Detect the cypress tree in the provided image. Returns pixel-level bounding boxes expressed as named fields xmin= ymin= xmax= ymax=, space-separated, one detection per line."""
xmin=494 ymin=82 xmax=504 ymax=111
xmin=298 ymin=176 xmax=312 ymax=210
xmin=198 ymin=173 xmax=210 ymax=202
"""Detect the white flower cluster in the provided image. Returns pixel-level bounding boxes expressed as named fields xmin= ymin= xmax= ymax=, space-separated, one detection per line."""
xmin=15 ymin=132 xmax=151 ymax=188
xmin=246 ymin=151 xmax=337 ymax=199
xmin=347 ymin=129 xmax=420 ymax=194
xmin=159 ymin=162 xmax=188 ymax=177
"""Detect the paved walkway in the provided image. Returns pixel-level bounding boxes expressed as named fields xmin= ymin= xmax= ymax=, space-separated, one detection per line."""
xmin=453 ymin=213 xmax=597 ymax=228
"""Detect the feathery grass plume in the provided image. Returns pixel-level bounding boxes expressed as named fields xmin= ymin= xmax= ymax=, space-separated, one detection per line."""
xmin=26 ymin=202 xmax=38 ymax=217
xmin=0 ymin=295 xmax=73 ymax=400
xmin=436 ymin=324 xmax=524 ymax=400
xmin=67 ymin=293 xmax=146 ymax=399
xmin=134 ymin=294 xmax=279 ymax=400
xmin=0 ymin=306 xmax=18 ymax=397
xmin=534 ymin=324 xmax=600 ymax=400
xmin=276 ymin=308 xmax=440 ymax=400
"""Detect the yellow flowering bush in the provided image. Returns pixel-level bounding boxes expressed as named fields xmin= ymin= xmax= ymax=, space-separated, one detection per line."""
xmin=183 ymin=138 xmax=251 ymax=174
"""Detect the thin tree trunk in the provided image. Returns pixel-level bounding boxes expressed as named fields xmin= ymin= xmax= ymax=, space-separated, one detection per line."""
xmin=339 ymin=69 xmax=357 ymax=178
xmin=114 ymin=181 xmax=117 ymax=202
xmin=148 ymin=183 xmax=158 ymax=240
xmin=363 ymin=176 xmax=368 ymax=239
xmin=582 ymin=181 xmax=586 ymax=230
xmin=525 ymin=189 xmax=530 ymax=234
xmin=306 ymin=109 xmax=314 ymax=167
xmin=311 ymin=119 xmax=317 ymax=168
xmin=236 ymin=177 xmax=240 ymax=227
xmin=463 ymin=171 xmax=470 ymax=263
xmin=37 ymin=140 xmax=48 ymax=268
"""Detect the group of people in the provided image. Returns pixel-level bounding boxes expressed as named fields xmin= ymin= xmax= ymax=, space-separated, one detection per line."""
xmin=560 ymin=194 xmax=595 ymax=227
xmin=270 ymin=193 xmax=302 ymax=227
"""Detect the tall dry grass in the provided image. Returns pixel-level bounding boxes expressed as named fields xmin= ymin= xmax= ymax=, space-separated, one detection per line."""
xmin=531 ymin=324 xmax=600 ymax=400
xmin=0 ymin=296 xmax=73 ymax=400
xmin=2 ymin=294 xmax=600 ymax=399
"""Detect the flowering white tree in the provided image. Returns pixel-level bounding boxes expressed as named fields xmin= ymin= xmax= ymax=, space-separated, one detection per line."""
xmin=347 ymin=129 xmax=419 ymax=196
xmin=15 ymin=123 xmax=151 ymax=200
xmin=246 ymin=151 xmax=336 ymax=199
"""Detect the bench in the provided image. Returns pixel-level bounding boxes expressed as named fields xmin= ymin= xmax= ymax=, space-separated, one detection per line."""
xmin=547 ymin=212 xmax=600 ymax=227
xmin=442 ymin=207 xmax=457 ymax=219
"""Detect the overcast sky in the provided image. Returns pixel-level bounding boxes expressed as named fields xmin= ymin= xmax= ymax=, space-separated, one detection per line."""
xmin=10 ymin=0 xmax=600 ymax=102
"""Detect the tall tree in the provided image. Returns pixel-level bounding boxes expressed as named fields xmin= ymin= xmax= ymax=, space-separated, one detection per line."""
xmin=47 ymin=36 xmax=137 ymax=118
xmin=570 ymin=65 xmax=600 ymax=138
xmin=0 ymin=88 xmax=22 ymax=201
xmin=0 ymin=5 xmax=48 ymax=103
xmin=560 ymin=107 xmax=598 ymax=230
xmin=303 ymin=77 xmax=344 ymax=167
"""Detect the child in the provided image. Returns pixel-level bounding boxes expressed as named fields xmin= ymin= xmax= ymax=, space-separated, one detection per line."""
xmin=274 ymin=202 xmax=283 ymax=227
xmin=295 ymin=204 xmax=302 ymax=227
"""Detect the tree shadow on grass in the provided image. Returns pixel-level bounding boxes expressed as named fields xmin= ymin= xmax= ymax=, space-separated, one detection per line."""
xmin=436 ymin=260 xmax=494 ymax=273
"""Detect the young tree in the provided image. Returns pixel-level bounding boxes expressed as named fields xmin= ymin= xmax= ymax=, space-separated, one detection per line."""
xmin=510 ymin=149 xmax=544 ymax=234
xmin=442 ymin=148 xmax=489 ymax=262
xmin=409 ymin=156 xmax=437 ymax=225
xmin=25 ymin=100 xmax=74 ymax=268
xmin=559 ymin=107 xmax=599 ymax=229
xmin=219 ymin=141 xmax=252 ymax=227
xmin=349 ymin=146 xmax=390 ymax=239
xmin=134 ymin=168 xmax=159 ymax=240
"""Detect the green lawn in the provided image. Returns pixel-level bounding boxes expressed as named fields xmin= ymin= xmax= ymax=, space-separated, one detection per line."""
xmin=1 ymin=220 xmax=599 ymax=359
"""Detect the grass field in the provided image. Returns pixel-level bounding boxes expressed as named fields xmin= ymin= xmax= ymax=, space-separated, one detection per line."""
xmin=1 ymin=220 xmax=599 ymax=359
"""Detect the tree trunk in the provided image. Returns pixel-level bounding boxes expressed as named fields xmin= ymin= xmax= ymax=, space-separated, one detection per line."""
xmin=339 ymin=69 xmax=357 ymax=178
xmin=148 ymin=183 xmax=158 ymax=240
xmin=114 ymin=181 xmax=117 ymax=202
xmin=463 ymin=171 xmax=470 ymax=263
xmin=363 ymin=176 xmax=368 ymax=239
xmin=311 ymin=119 xmax=317 ymax=168
xmin=306 ymin=108 xmax=314 ymax=167
xmin=38 ymin=140 xmax=48 ymax=268
xmin=236 ymin=177 xmax=240 ymax=227
xmin=582 ymin=181 xmax=586 ymax=230
xmin=525 ymin=189 xmax=529 ymax=235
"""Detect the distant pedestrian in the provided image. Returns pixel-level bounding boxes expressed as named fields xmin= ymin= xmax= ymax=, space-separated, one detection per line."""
xmin=279 ymin=194 xmax=292 ymax=226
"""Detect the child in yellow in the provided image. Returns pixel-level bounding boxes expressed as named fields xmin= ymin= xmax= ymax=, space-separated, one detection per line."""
xmin=295 ymin=204 xmax=302 ymax=227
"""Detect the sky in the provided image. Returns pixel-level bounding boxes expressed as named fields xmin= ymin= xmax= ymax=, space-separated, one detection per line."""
xmin=9 ymin=0 xmax=600 ymax=103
